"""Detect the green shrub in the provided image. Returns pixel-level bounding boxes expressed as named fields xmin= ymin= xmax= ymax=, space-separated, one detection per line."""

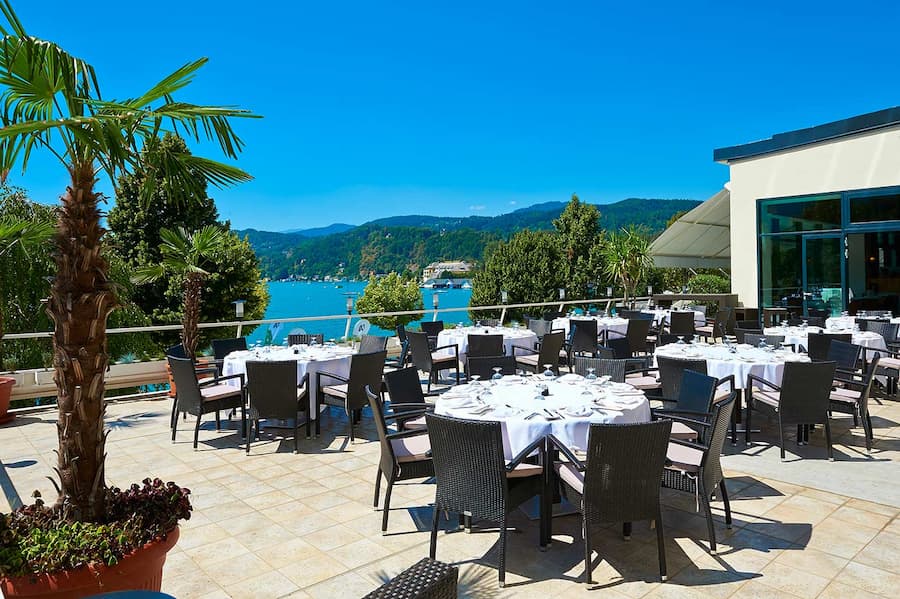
xmin=356 ymin=273 xmax=423 ymax=331
xmin=687 ymin=274 xmax=730 ymax=294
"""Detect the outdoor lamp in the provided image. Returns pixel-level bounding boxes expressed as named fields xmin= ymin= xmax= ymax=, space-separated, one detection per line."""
xmin=501 ymin=290 xmax=508 ymax=304
xmin=432 ymin=292 xmax=440 ymax=310
xmin=559 ymin=288 xmax=566 ymax=300
xmin=606 ymin=286 xmax=613 ymax=297
xmin=233 ymin=299 xmax=246 ymax=319
xmin=647 ymin=285 xmax=653 ymax=296
xmin=346 ymin=295 xmax=354 ymax=315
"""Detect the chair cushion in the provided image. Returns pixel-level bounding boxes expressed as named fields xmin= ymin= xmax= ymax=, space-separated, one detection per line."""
xmin=200 ymin=383 xmax=242 ymax=401
xmin=402 ymin=415 xmax=427 ymax=430
xmin=322 ymin=383 xmax=348 ymax=398
xmin=877 ymin=356 xmax=900 ymax=370
xmin=516 ymin=354 xmax=540 ymax=366
xmin=713 ymin=390 xmax=731 ymax=403
xmin=752 ymin=389 xmax=780 ymax=408
xmin=696 ymin=325 xmax=714 ymax=334
xmin=507 ymin=463 xmax=542 ymax=478
xmin=666 ymin=442 xmax=702 ymax=473
xmin=431 ymin=353 xmax=458 ymax=367
xmin=391 ymin=434 xmax=431 ymax=463
xmin=626 ymin=374 xmax=660 ymax=390
xmin=670 ymin=421 xmax=699 ymax=440
xmin=555 ymin=462 xmax=584 ymax=493
xmin=830 ymin=387 xmax=860 ymax=404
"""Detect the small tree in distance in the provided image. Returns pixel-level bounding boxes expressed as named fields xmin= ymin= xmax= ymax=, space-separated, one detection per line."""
xmin=601 ymin=225 xmax=653 ymax=305
xmin=356 ymin=272 xmax=423 ymax=332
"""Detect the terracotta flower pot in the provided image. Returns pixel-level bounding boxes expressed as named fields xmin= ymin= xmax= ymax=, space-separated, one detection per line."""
xmin=0 ymin=376 xmax=15 ymax=425
xmin=1 ymin=527 xmax=179 ymax=599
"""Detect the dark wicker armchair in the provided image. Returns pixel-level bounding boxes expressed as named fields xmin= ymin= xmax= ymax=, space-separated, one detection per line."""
xmin=668 ymin=311 xmax=696 ymax=337
xmin=407 ymin=331 xmax=460 ymax=392
xmin=662 ymin=392 xmax=737 ymax=554
xmin=572 ymin=356 xmax=629 ymax=382
xmin=605 ymin=318 xmax=652 ymax=357
xmin=830 ymin=354 xmax=880 ymax=453
xmin=827 ymin=340 xmax=863 ymax=376
xmin=366 ymin=386 xmax=434 ymax=533
xmin=316 ymin=350 xmax=386 ymax=442
xmin=465 ymin=333 xmax=505 ymax=375
xmin=696 ymin=309 xmax=730 ymax=342
xmin=425 ymin=413 xmax=546 ymax=588
xmin=288 ymin=333 xmax=324 ymax=346
xmin=512 ymin=329 xmax=565 ymax=374
xmin=466 ymin=355 xmax=517 ymax=380
xmin=359 ymin=334 xmax=389 ymax=354
xmin=211 ymin=337 xmax=247 ymax=373
xmin=245 ymin=360 xmax=309 ymax=454
xmin=805 ymin=332 xmax=849 ymax=360
xmin=549 ymin=420 xmax=673 ymax=582
xmin=420 ymin=320 xmax=445 ymax=350
xmin=567 ymin=319 xmax=600 ymax=364
xmin=363 ymin=558 xmax=458 ymax=599
xmin=383 ymin=367 xmax=435 ymax=431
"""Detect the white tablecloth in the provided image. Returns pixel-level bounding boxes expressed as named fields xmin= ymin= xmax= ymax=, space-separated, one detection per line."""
xmin=222 ymin=345 xmax=355 ymax=419
xmin=826 ymin=316 xmax=900 ymax=329
xmin=654 ymin=342 xmax=810 ymax=389
xmin=435 ymin=326 xmax=538 ymax=362
xmin=641 ymin=309 xmax=706 ymax=327
xmin=552 ymin=316 xmax=629 ymax=338
xmin=763 ymin=326 xmax=886 ymax=356
xmin=435 ymin=374 xmax=650 ymax=458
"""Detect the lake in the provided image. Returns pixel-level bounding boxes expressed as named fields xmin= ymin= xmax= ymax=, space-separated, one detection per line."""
xmin=247 ymin=281 xmax=474 ymax=344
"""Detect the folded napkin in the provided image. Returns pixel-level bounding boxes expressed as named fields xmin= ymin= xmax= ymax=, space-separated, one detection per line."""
xmin=563 ymin=404 xmax=592 ymax=417
xmin=557 ymin=373 xmax=584 ymax=384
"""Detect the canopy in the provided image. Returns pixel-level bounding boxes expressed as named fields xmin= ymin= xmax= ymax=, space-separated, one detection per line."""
xmin=650 ymin=188 xmax=730 ymax=269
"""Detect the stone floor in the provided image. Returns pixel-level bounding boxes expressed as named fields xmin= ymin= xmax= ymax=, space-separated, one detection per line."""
xmin=1 ymin=389 xmax=899 ymax=599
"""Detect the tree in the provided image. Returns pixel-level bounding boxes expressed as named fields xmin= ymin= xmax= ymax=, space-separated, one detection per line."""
xmin=355 ymin=272 xmax=423 ymax=330
xmin=132 ymin=227 xmax=226 ymax=358
xmin=469 ymin=230 xmax=566 ymax=321
xmin=553 ymin=193 xmax=604 ymax=299
xmin=0 ymin=2 xmax=256 ymax=521
xmin=601 ymin=226 xmax=653 ymax=304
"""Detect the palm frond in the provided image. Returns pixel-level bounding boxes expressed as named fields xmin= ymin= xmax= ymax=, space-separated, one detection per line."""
xmin=130 ymin=263 xmax=166 ymax=285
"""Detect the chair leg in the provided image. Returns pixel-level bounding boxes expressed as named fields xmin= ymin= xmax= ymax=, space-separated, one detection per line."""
xmin=381 ymin=480 xmax=393 ymax=533
xmin=655 ymin=508 xmax=667 ymax=581
xmin=215 ymin=410 xmax=221 ymax=431
xmin=824 ymin=417 xmax=834 ymax=461
xmin=498 ymin=516 xmax=507 ymax=588
xmin=778 ymin=415 xmax=786 ymax=461
xmin=583 ymin=519 xmax=593 ymax=584
xmin=699 ymin=480 xmax=717 ymax=554
xmin=171 ymin=407 xmax=178 ymax=443
xmin=293 ymin=421 xmax=299 ymax=454
xmin=623 ymin=522 xmax=632 ymax=540
xmin=429 ymin=506 xmax=439 ymax=559
xmin=193 ymin=414 xmax=202 ymax=450
xmin=719 ymin=480 xmax=732 ymax=529
xmin=305 ymin=410 xmax=311 ymax=439
xmin=246 ymin=419 xmax=252 ymax=455
xmin=373 ymin=468 xmax=382 ymax=508
xmin=745 ymin=399 xmax=752 ymax=444
xmin=170 ymin=399 xmax=178 ymax=431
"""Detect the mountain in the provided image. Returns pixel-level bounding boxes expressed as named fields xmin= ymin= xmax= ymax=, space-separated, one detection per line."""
xmin=237 ymin=198 xmax=700 ymax=279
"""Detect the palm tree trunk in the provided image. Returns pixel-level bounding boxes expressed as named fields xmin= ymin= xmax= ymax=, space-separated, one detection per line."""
xmin=47 ymin=163 xmax=116 ymax=522
xmin=182 ymin=273 xmax=204 ymax=359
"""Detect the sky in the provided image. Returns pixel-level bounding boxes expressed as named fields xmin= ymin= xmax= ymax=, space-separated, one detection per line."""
xmin=6 ymin=1 xmax=900 ymax=230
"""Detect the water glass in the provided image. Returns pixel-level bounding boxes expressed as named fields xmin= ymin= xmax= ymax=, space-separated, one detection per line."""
xmin=542 ymin=364 xmax=555 ymax=379
xmin=491 ymin=367 xmax=503 ymax=383
xmin=585 ymin=367 xmax=597 ymax=382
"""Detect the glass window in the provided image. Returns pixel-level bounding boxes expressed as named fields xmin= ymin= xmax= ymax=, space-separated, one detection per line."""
xmin=759 ymin=235 xmax=802 ymax=309
xmin=849 ymin=191 xmax=900 ymax=223
xmin=759 ymin=196 xmax=841 ymax=234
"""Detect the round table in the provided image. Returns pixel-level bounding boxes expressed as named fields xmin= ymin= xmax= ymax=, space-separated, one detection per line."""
xmin=435 ymin=326 xmax=538 ymax=362
xmin=434 ymin=374 xmax=650 ymax=458
xmin=763 ymin=326 xmax=886 ymax=357
xmin=641 ymin=308 xmax=706 ymax=327
xmin=826 ymin=315 xmax=900 ymax=329
xmin=552 ymin=316 xmax=629 ymax=338
xmin=654 ymin=342 xmax=810 ymax=389
xmin=222 ymin=345 xmax=355 ymax=419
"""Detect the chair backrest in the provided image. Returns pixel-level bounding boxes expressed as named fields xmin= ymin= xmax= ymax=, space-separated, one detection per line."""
xmin=806 ymin=332 xmax=836 ymax=361
xmin=366 ymin=385 xmax=402 ymax=478
xmin=358 ymin=334 xmax=388 ymax=354
xmin=605 ymin=337 xmax=632 ymax=359
xmin=467 ymin=355 xmax=517 ymax=380
xmin=212 ymin=337 xmax=248 ymax=360
xmin=538 ymin=330 xmax=566 ymax=373
xmin=383 ymin=366 xmax=425 ymax=405
xmin=572 ymin=356 xmax=628 ymax=382
xmin=425 ymin=413 xmax=509 ymax=521
xmin=699 ymin=392 xmax=737 ymax=492
xmin=778 ymin=361 xmax=837 ymax=425
xmin=396 ymin=324 xmax=408 ymax=343
xmin=466 ymin=334 xmax=504 ymax=359
xmin=595 ymin=345 xmax=617 ymax=359
xmin=421 ymin=321 xmax=444 ymax=337
xmin=675 ymin=370 xmax=718 ymax=414
xmin=657 ymin=334 xmax=694 ymax=346
xmin=736 ymin=319 xmax=760 ymax=330
xmin=827 ymin=340 xmax=862 ymax=370
xmin=246 ymin=360 xmax=301 ymax=420
xmin=406 ymin=331 xmax=434 ymax=372
xmin=618 ymin=309 xmax=644 ymax=320
xmin=166 ymin=343 xmax=188 ymax=359
xmin=806 ymin=316 xmax=826 ymax=328
xmin=289 ymin=333 xmax=324 ymax=346
xmin=542 ymin=310 xmax=564 ymax=321
xmin=710 ymin=308 xmax=730 ymax=335
xmin=657 ymin=355 xmax=707 ymax=401
xmin=582 ymin=420 xmax=672 ymax=525
xmin=167 ymin=355 xmax=203 ymax=415
xmin=669 ymin=311 xmax=696 ymax=336
xmin=527 ymin=318 xmax=553 ymax=339
xmin=570 ymin=319 xmax=599 ymax=354
xmin=856 ymin=354 xmax=881 ymax=421
xmin=734 ymin=327 xmax=761 ymax=344
xmin=867 ymin=321 xmax=899 ymax=344
xmin=744 ymin=333 xmax=785 ymax=347
xmin=345 ymin=350 xmax=387 ymax=411
xmin=476 ymin=318 xmax=501 ymax=327
xmin=625 ymin=318 xmax=652 ymax=356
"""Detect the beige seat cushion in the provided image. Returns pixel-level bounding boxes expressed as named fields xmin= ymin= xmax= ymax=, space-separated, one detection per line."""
xmin=626 ymin=374 xmax=660 ymax=390
xmin=830 ymin=387 xmax=860 ymax=404
xmin=713 ymin=389 xmax=732 ymax=403
xmin=507 ymin=463 xmax=542 ymax=478
xmin=391 ymin=434 xmax=431 ymax=463
xmin=200 ymin=383 xmax=241 ymax=401
xmin=877 ymin=356 xmax=900 ymax=370
xmin=516 ymin=354 xmax=540 ymax=367
xmin=670 ymin=421 xmax=699 ymax=440
xmin=555 ymin=462 xmax=584 ymax=493
xmin=751 ymin=389 xmax=780 ymax=408
xmin=431 ymin=353 xmax=458 ymax=367
xmin=322 ymin=383 xmax=348 ymax=398
xmin=402 ymin=415 xmax=427 ymax=430
xmin=666 ymin=442 xmax=703 ymax=473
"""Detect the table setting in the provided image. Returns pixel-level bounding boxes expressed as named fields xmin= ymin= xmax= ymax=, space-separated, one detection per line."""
xmin=763 ymin=322 xmax=886 ymax=356
xmin=551 ymin=315 xmax=629 ymax=338
xmin=641 ymin=308 xmax=706 ymax=327
xmin=435 ymin=324 xmax=538 ymax=361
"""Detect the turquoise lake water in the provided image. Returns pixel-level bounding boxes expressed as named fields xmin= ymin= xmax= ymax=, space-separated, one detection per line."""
xmin=247 ymin=281 xmax=474 ymax=344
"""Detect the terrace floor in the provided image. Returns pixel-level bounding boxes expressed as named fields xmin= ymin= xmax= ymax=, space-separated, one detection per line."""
xmin=1 ymin=391 xmax=900 ymax=599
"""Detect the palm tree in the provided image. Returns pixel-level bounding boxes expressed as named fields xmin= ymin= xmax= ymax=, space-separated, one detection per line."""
xmin=601 ymin=226 xmax=653 ymax=305
xmin=132 ymin=226 xmax=225 ymax=359
xmin=0 ymin=2 xmax=256 ymax=521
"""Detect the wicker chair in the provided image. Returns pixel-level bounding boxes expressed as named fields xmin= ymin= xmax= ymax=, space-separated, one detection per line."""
xmin=245 ymin=360 xmax=309 ymax=454
xmin=316 ymin=350 xmax=387 ymax=442
xmin=512 ymin=329 xmax=565 ymax=374
xmin=652 ymin=370 xmax=719 ymax=440
xmin=828 ymin=340 xmax=863 ymax=375
xmin=383 ymin=367 xmax=435 ymax=431
xmin=466 ymin=355 xmax=517 ymax=380
xmin=466 ymin=334 xmax=504 ymax=359
xmin=805 ymin=332 xmax=849 ymax=360
xmin=167 ymin=355 xmax=247 ymax=450
xmin=746 ymin=361 xmax=837 ymax=459
xmin=661 ymin=392 xmax=737 ymax=554
xmin=744 ymin=333 xmax=786 ymax=348
xmin=288 ymin=333 xmax=324 ymax=346
xmin=421 ymin=321 xmax=445 ymax=350
xmin=365 ymin=386 xmax=434 ymax=533
xmin=606 ymin=318 xmax=653 ymax=357
xmin=211 ymin=337 xmax=248 ymax=373
xmin=425 ymin=413 xmax=546 ymax=588
xmin=830 ymin=354 xmax=880 ymax=453
xmin=668 ymin=311 xmax=696 ymax=337
xmin=548 ymin=420 xmax=673 ymax=582
xmin=656 ymin=333 xmax=694 ymax=346
xmin=657 ymin=356 xmax=708 ymax=401
xmin=384 ymin=325 xmax=410 ymax=371
xmin=407 ymin=331 xmax=460 ymax=392
xmin=572 ymin=356 xmax=629 ymax=382
xmin=569 ymin=319 xmax=599 ymax=355
xmin=364 ymin=558 xmax=458 ymax=599
xmin=696 ymin=309 xmax=730 ymax=341
xmin=165 ymin=344 xmax=215 ymax=427
xmin=527 ymin=318 xmax=553 ymax=343
xmin=733 ymin=327 xmax=761 ymax=344
xmin=359 ymin=334 xmax=389 ymax=354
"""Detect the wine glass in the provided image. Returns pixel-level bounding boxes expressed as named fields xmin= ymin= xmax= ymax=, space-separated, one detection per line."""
xmin=585 ymin=367 xmax=597 ymax=382
xmin=676 ymin=335 xmax=685 ymax=345
xmin=469 ymin=374 xmax=481 ymax=387
xmin=491 ymin=367 xmax=503 ymax=383
xmin=542 ymin=364 xmax=555 ymax=379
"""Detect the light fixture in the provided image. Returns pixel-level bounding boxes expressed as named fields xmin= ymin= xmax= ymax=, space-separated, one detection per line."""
xmin=559 ymin=288 xmax=566 ymax=300
xmin=606 ymin=286 xmax=613 ymax=297
xmin=432 ymin=292 xmax=440 ymax=310
xmin=232 ymin=299 xmax=246 ymax=319
xmin=345 ymin=295 xmax=354 ymax=315
xmin=501 ymin=290 xmax=508 ymax=304
xmin=647 ymin=285 xmax=653 ymax=296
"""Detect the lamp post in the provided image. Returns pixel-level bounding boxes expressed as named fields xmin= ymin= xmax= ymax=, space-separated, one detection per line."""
xmin=432 ymin=292 xmax=440 ymax=322
xmin=647 ymin=285 xmax=654 ymax=308
xmin=500 ymin=290 xmax=509 ymax=325
xmin=343 ymin=294 xmax=354 ymax=341
xmin=233 ymin=299 xmax=246 ymax=337
xmin=558 ymin=288 xmax=566 ymax=313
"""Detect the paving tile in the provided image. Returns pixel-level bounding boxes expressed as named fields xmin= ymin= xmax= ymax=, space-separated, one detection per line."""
xmin=854 ymin=530 xmax=900 ymax=574
xmin=756 ymin=561 xmax=829 ymax=598
xmin=837 ymin=561 xmax=900 ymax=597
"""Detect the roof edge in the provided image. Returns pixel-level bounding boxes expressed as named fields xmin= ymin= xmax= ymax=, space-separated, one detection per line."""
xmin=713 ymin=106 xmax=900 ymax=163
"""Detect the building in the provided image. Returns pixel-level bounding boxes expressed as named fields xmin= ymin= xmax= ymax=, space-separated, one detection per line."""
xmin=421 ymin=260 xmax=473 ymax=282
xmin=657 ymin=107 xmax=900 ymax=315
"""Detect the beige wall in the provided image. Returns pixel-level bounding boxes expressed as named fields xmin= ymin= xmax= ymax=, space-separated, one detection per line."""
xmin=727 ymin=124 xmax=900 ymax=307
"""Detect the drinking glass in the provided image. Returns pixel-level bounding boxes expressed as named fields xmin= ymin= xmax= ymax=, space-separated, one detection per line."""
xmin=491 ymin=367 xmax=503 ymax=383
xmin=585 ymin=367 xmax=597 ymax=382
xmin=676 ymin=336 xmax=685 ymax=344
xmin=469 ymin=374 xmax=481 ymax=387
xmin=542 ymin=364 xmax=555 ymax=379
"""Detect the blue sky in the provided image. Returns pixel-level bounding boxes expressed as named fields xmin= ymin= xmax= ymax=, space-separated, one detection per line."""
xmin=7 ymin=1 xmax=900 ymax=230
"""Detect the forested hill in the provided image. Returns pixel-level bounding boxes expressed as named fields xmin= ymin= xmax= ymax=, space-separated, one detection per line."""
xmin=238 ymin=198 xmax=699 ymax=279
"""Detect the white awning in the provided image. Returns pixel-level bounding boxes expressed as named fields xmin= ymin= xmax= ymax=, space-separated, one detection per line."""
xmin=650 ymin=188 xmax=730 ymax=269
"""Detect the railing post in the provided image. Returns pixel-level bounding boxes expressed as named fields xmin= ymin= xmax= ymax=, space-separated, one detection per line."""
xmin=499 ymin=306 xmax=507 ymax=325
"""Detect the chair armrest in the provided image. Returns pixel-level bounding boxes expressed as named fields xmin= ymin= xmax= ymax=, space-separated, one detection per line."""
xmin=195 ymin=367 xmax=218 ymax=377
xmin=203 ymin=373 xmax=244 ymax=387
xmin=625 ymin=367 xmax=659 ymax=377
xmin=653 ymin=408 xmax=709 ymax=419
xmin=389 ymin=402 xmax=435 ymax=410
xmin=747 ymin=374 xmax=780 ymax=392
xmin=506 ymin=436 xmax=546 ymax=471
xmin=385 ymin=429 xmax=430 ymax=441
xmin=316 ymin=370 xmax=349 ymax=389
xmin=659 ymin=412 xmax=713 ymax=429
xmin=433 ymin=344 xmax=459 ymax=356
xmin=546 ymin=434 xmax=585 ymax=471
xmin=668 ymin=436 xmax=711 ymax=452
xmin=383 ymin=409 xmax=431 ymax=422
xmin=510 ymin=344 xmax=536 ymax=357
xmin=606 ymin=330 xmax=626 ymax=339
xmin=716 ymin=374 xmax=736 ymax=392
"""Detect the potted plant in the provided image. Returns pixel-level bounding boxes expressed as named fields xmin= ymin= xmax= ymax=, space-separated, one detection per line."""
xmin=0 ymin=1 xmax=255 ymax=595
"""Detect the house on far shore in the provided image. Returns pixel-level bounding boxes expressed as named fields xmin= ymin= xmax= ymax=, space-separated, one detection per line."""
xmin=422 ymin=260 xmax=473 ymax=282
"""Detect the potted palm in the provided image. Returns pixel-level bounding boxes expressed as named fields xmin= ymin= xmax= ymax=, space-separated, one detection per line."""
xmin=0 ymin=1 xmax=256 ymax=595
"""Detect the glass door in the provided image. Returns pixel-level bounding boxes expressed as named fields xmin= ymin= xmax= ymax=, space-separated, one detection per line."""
xmin=845 ymin=229 xmax=900 ymax=315
xmin=802 ymin=234 xmax=843 ymax=316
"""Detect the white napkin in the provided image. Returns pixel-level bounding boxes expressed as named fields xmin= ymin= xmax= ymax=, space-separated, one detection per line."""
xmin=563 ymin=404 xmax=592 ymax=417
xmin=557 ymin=373 xmax=584 ymax=384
